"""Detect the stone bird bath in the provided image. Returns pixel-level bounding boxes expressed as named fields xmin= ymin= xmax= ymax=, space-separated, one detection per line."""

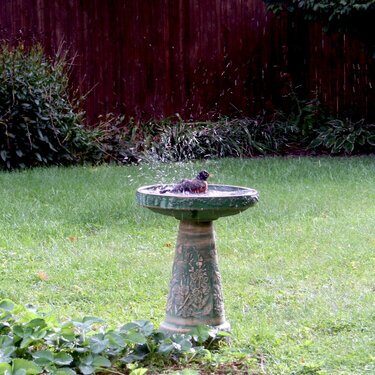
xmin=136 ymin=184 xmax=259 ymax=334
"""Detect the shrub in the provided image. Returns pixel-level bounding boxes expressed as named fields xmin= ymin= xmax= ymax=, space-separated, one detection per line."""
xmin=146 ymin=117 xmax=292 ymax=162
xmin=279 ymin=83 xmax=329 ymax=146
xmin=309 ymin=118 xmax=375 ymax=154
xmin=74 ymin=115 xmax=169 ymax=166
xmin=0 ymin=43 xmax=92 ymax=170
xmin=85 ymin=113 xmax=142 ymax=164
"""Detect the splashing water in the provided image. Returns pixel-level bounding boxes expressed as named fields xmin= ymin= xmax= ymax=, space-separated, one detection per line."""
xmin=140 ymin=184 xmax=257 ymax=198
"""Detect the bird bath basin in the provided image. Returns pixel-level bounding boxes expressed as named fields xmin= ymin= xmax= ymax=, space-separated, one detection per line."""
xmin=136 ymin=184 xmax=259 ymax=334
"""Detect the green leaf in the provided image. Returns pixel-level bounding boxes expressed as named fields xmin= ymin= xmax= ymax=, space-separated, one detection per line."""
xmin=172 ymin=335 xmax=193 ymax=352
xmin=89 ymin=334 xmax=108 ymax=354
xmin=0 ymin=346 xmax=16 ymax=362
xmin=123 ymin=332 xmax=147 ymax=345
xmin=12 ymin=359 xmax=42 ymax=374
xmin=343 ymin=141 xmax=354 ymax=153
xmin=0 ymin=335 xmax=13 ymax=348
xmin=78 ymin=364 xmax=95 ymax=375
xmin=158 ymin=342 xmax=174 ymax=354
xmin=191 ymin=325 xmax=210 ymax=344
xmin=121 ymin=352 xmax=149 ymax=364
xmin=0 ymin=300 xmax=15 ymax=312
xmin=54 ymin=352 xmax=73 ymax=366
xmin=91 ymin=355 xmax=111 ymax=368
xmin=119 ymin=322 xmax=139 ymax=333
xmin=82 ymin=316 xmax=105 ymax=325
xmin=20 ymin=337 xmax=34 ymax=349
xmin=26 ymin=319 xmax=47 ymax=329
xmin=73 ymin=317 xmax=105 ymax=333
xmin=12 ymin=325 xmax=24 ymax=338
xmin=308 ymin=137 xmax=323 ymax=149
xmin=105 ymin=331 xmax=125 ymax=349
xmin=357 ymin=135 xmax=366 ymax=145
xmin=79 ymin=354 xmax=93 ymax=366
xmin=326 ymin=135 xmax=336 ymax=148
xmin=134 ymin=320 xmax=154 ymax=336
xmin=0 ymin=363 xmax=12 ymax=373
xmin=31 ymin=350 xmax=54 ymax=365
xmin=54 ymin=369 xmax=77 ymax=375
xmin=59 ymin=322 xmax=76 ymax=341
xmin=30 ymin=328 xmax=47 ymax=340
xmin=129 ymin=369 xmax=148 ymax=375
xmin=0 ymin=150 xmax=8 ymax=162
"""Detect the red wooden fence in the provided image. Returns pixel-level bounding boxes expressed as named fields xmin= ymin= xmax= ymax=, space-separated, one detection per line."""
xmin=0 ymin=0 xmax=374 ymax=123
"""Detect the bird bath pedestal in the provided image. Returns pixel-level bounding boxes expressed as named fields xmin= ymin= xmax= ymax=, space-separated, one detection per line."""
xmin=136 ymin=184 xmax=259 ymax=334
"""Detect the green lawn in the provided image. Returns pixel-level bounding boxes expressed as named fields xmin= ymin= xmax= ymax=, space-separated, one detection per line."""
xmin=0 ymin=157 xmax=374 ymax=374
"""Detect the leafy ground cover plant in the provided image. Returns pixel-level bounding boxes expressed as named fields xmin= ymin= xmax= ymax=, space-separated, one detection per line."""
xmin=0 ymin=299 xmax=228 ymax=374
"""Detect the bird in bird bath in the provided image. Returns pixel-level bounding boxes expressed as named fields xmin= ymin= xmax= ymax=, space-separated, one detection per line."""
xmin=136 ymin=171 xmax=259 ymax=334
xmin=160 ymin=170 xmax=210 ymax=194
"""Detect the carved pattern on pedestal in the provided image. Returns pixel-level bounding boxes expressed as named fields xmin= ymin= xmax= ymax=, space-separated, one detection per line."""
xmin=166 ymin=243 xmax=224 ymax=319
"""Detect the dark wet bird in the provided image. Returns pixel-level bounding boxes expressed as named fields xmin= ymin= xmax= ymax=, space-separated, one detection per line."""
xmin=160 ymin=170 xmax=210 ymax=194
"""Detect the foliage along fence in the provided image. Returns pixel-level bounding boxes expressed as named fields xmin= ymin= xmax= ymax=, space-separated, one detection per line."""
xmin=0 ymin=0 xmax=374 ymax=123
